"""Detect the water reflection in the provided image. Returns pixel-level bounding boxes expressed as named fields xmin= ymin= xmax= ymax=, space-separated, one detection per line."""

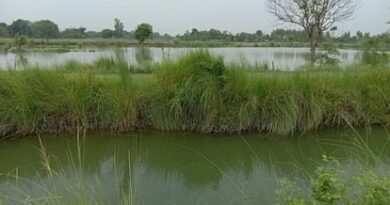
xmin=135 ymin=47 xmax=153 ymax=64
xmin=0 ymin=129 xmax=389 ymax=204
xmin=15 ymin=52 xmax=28 ymax=68
xmin=0 ymin=47 xmax=363 ymax=70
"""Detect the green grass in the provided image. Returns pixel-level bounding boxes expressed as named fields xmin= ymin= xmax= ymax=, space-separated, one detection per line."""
xmin=0 ymin=50 xmax=389 ymax=138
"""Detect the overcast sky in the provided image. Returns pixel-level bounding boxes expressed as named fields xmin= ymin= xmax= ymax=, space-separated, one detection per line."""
xmin=0 ymin=0 xmax=389 ymax=35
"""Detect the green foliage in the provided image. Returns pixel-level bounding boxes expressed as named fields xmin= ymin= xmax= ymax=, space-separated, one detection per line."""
xmin=114 ymin=18 xmax=124 ymax=38
xmin=150 ymin=50 xmax=225 ymax=131
xmin=14 ymin=35 xmax=27 ymax=48
xmin=92 ymin=49 xmax=130 ymax=73
xmin=1 ymin=51 xmax=390 ymax=138
xmin=355 ymin=171 xmax=390 ymax=205
xmin=62 ymin=27 xmax=87 ymax=39
xmin=276 ymin=179 xmax=309 ymax=205
xmin=311 ymin=158 xmax=346 ymax=204
xmin=319 ymin=41 xmax=340 ymax=66
xmin=31 ymin=20 xmax=59 ymax=38
xmin=361 ymin=37 xmax=389 ymax=66
xmin=278 ymin=156 xmax=390 ymax=205
xmin=8 ymin=19 xmax=32 ymax=37
xmin=135 ymin=23 xmax=153 ymax=44
xmin=101 ymin=29 xmax=114 ymax=38
xmin=0 ymin=23 xmax=9 ymax=37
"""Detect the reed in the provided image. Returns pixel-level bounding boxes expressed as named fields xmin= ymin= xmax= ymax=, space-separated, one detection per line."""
xmin=0 ymin=50 xmax=389 ymax=138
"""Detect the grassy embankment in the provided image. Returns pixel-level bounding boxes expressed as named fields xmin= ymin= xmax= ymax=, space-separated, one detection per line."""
xmin=0 ymin=50 xmax=389 ymax=139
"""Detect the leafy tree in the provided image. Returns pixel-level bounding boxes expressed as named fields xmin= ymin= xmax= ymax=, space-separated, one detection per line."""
xmin=14 ymin=35 xmax=27 ymax=49
xmin=361 ymin=37 xmax=389 ymax=66
xmin=8 ymin=19 xmax=32 ymax=37
xmin=114 ymin=18 xmax=124 ymax=38
xmin=191 ymin=28 xmax=199 ymax=35
xmin=62 ymin=27 xmax=86 ymax=39
xmin=356 ymin=31 xmax=363 ymax=40
xmin=135 ymin=23 xmax=153 ymax=44
xmin=0 ymin=23 xmax=9 ymax=37
xmin=101 ymin=29 xmax=114 ymax=38
xmin=31 ymin=20 xmax=59 ymax=38
xmin=266 ymin=0 xmax=357 ymax=64
xmin=85 ymin=31 xmax=99 ymax=38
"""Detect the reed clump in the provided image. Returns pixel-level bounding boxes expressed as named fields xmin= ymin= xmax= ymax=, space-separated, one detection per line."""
xmin=0 ymin=50 xmax=389 ymax=138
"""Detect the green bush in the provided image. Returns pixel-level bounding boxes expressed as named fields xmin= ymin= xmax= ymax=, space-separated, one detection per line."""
xmin=277 ymin=156 xmax=390 ymax=205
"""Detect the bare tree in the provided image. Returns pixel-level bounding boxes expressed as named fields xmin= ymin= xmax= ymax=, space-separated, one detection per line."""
xmin=266 ymin=0 xmax=357 ymax=64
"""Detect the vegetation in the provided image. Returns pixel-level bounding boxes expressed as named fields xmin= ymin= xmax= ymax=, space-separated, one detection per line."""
xmin=114 ymin=18 xmax=124 ymax=38
xmin=266 ymin=0 xmax=357 ymax=64
xmin=0 ymin=23 xmax=8 ymax=37
xmin=30 ymin=20 xmax=60 ymax=39
xmin=278 ymin=156 xmax=390 ymax=205
xmin=1 ymin=18 xmax=389 ymax=50
xmin=0 ymin=50 xmax=389 ymax=139
xmin=135 ymin=23 xmax=153 ymax=44
xmin=62 ymin=27 xmax=87 ymax=39
xmin=101 ymin=28 xmax=114 ymax=38
xmin=7 ymin=19 xmax=32 ymax=37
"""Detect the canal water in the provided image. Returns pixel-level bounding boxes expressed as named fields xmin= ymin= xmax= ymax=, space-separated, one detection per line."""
xmin=0 ymin=128 xmax=389 ymax=204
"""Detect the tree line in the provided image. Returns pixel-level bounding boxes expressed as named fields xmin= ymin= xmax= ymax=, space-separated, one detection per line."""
xmin=0 ymin=19 xmax=154 ymax=44
xmin=0 ymin=18 xmax=389 ymax=46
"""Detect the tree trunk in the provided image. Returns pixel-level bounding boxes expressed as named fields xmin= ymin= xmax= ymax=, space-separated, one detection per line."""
xmin=310 ymin=41 xmax=317 ymax=64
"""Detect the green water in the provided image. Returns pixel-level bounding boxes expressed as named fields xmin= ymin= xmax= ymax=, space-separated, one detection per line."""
xmin=0 ymin=129 xmax=390 ymax=205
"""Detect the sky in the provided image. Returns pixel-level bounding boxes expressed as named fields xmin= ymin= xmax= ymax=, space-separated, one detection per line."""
xmin=0 ymin=0 xmax=389 ymax=35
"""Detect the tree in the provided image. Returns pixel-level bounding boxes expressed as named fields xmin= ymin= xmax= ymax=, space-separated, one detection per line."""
xmin=8 ymin=19 xmax=32 ymax=37
xmin=266 ymin=0 xmax=357 ymax=64
xmin=0 ymin=23 xmax=9 ymax=37
xmin=135 ymin=23 xmax=153 ymax=44
xmin=114 ymin=18 xmax=124 ymax=38
xmin=31 ymin=20 xmax=59 ymax=38
xmin=62 ymin=27 xmax=86 ymax=38
xmin=101 ymin=29 xmax=114 ymax=38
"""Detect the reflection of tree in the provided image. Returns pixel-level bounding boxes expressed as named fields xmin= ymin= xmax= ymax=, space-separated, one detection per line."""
xmin=14 ymin=35 xmax=28 ymax=69
xmin=15 ymin=52 xmax=28 ymax=68
xmin=0 ymin=130 xmax=390 ymax=204
xmin=135 ymin=47 xmax=152 ymax=64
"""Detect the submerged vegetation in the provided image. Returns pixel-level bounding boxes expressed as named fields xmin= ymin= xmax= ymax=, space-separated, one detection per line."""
xmin=0 ymin=50 xmax=389 ymax=139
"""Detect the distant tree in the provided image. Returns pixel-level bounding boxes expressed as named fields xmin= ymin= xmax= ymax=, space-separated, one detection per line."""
xmin=86 ymin=31 xmax=99 ymax=38
xmin=266 ymin=0 xmax=357 ymax=64
xmin=8 ymin=19 xmax=32 ymax=37
xmin=62 ymin=27 xmax=86 ymax=38
xmin=356 ymin=31 xmax=363 ymax=40
xmin=31 ymin=20 xmax=59 ymax=38
xmin=135 ymin=23 xmax=153 ymax=44
xmin=191 ymin=28 xmax=199 ymax=35
xmin=114 ymin=18 xmax=124 ymax=38
xmin=101 ymin=29 xmax=114 ymax=38
xmin=255 ymin=30 xmax=264 ymax=41
xmin=0 ymin=23 xmax=9 ymax=37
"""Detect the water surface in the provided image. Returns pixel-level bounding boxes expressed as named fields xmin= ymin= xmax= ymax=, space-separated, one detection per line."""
xmin=0 ymin=129 xmax=389 ymax=204
xmin=0 ymin=47 xmax=362 ymax=70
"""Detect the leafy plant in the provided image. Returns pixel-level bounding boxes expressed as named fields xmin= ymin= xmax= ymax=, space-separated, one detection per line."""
xmin=311 ymin=158 xmax=347 ymax=205
xmin=319 ymin=41 xmax=340 ymax=66
xmin=355 ymin=171 xmax=390 ymax=205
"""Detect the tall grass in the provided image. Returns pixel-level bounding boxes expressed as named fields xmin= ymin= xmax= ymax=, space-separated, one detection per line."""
xmin=0 ymin=50 xmax=389 ymax=138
